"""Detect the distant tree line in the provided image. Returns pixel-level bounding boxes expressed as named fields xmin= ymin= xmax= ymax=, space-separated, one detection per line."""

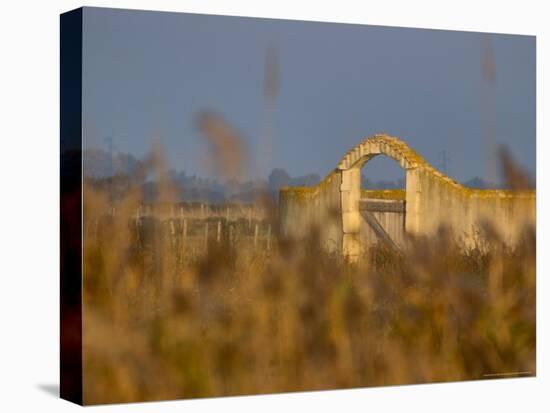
xmin=83 ymin=148 xmax=504 ymax=203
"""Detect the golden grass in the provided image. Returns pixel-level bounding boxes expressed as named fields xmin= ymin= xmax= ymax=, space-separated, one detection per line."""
xmin=82 ymin=175 xmax=535 ymax=405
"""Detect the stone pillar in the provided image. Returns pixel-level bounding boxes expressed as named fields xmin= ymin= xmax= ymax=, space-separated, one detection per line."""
xmin=405 ymin=168 xmax=421 ymax=235
xmin=340 ymin=167 xmax=361 ymax=260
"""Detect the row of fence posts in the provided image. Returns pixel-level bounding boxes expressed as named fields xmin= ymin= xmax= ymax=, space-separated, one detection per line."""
xmin=133 ymin=205 xmax=272 ymax=251
xmin=130 ymin=204 xmax=262 ymax=227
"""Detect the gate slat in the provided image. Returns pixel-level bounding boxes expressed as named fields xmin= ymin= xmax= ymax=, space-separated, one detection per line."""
xmin=360 ymin=209 xmax=400 ymax=251
xmin=359 ymin=199 xmax=405 ymax=213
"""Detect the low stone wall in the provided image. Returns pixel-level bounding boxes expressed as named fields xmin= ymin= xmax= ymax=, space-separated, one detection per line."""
xmin=279 ymin=134 xmax=536 ymax=256
xmin=279 ymin=170 xmax=342 ymax=252
xmin=411 ymin=167 xmax=535 ymax=247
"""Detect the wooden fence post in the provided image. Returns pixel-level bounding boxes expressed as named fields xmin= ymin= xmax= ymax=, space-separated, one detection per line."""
xmin=267 ymin=224 xmax=272 ymax=250
xmin=217 ymin=220 xmax=221 ymax=243
xmin=180 ymin=217 xmax=188 ymax=259
xmin=94 ymin=218 xmax=99 ymax=241
xmin=254 ymin=223 xmax=259 ymax=249
xmin=204 ymin=221 xmax=209 ymax=251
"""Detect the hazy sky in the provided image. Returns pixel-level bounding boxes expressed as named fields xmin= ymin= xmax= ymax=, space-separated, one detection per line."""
xmin=82 ymin=7 xmax=535 ymax=183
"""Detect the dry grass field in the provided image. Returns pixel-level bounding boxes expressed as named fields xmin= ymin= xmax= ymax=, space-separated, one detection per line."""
xmin=82 ymin=169 xmax=535 ymax=405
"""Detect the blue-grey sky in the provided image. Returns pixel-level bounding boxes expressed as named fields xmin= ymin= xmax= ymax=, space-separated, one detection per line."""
xmin=82 ymin=7 xmax=535 ymax=184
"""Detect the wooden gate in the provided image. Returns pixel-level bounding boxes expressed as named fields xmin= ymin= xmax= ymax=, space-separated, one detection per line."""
xmin=359 ymin=198 xmax=406 ymax=250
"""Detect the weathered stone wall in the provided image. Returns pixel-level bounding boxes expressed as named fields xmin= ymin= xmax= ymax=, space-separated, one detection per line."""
xmin=279 ymin=170 xmax=342 ymax=252
xmin=411 ymin=167 xmax=535 ymax=246
xmin=279 ymin=134 xmax=536 ymax=257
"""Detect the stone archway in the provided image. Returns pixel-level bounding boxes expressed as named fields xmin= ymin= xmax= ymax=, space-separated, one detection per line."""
xmin=279 ymin=133 xmax=535 ymax=261
xmin=337 ymin=134 xmax=424 ymax=259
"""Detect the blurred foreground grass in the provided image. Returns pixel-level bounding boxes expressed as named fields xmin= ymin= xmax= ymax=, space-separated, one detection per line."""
xmin=82 ymin=180 xmax=535 ymax=405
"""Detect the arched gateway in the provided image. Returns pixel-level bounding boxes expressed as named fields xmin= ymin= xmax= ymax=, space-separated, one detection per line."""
xmin=279 ymin=134 xmax=535 ymax=260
